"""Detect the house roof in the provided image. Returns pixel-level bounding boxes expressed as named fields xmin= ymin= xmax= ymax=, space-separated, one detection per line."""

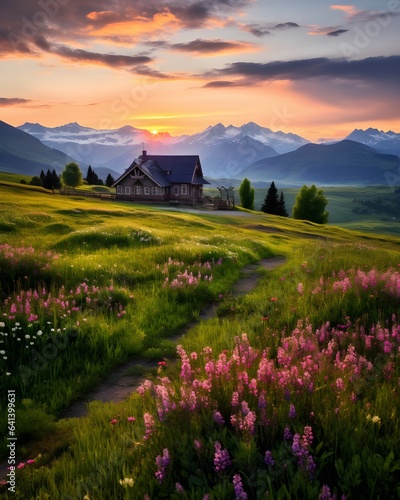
xmin=112 ymin=153 xmax=210 ymax=187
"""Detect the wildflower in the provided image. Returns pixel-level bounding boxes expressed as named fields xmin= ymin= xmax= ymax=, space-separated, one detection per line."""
xmin=213 ymin=441 xmax=231 ymax=472
xmin=175 ymin=482 xmax=185 ymax=494
xmin=127 ymin=416 xmax=136 ymax=422
xmin=194 ymin=439 xmax=202 ymax=450
xmin=288 ymin=403 xmax=297 ymax=419
xmin=143 ymin=413 xmax=155 ymax=440
xmin=297 ymin=283 xmax=304 ymax=295
xmin=26 ymin=459 xmax=35 ymax=465
xmin=155 ymin=448 xmax=170 ymax=483
xmin=264 ymin=450 xmax=275 ymax=467
xmin=319 ymin=485 xmax=336 ymax=500
xmin=119 ymin=477 xmax=134 ymax=487
xmin=17 ymin=462 xmax=25 ymax=469
xmin=110 ymin=418 xmax=118 ymax=425
xmin=232 ymin=473 xmax=248 ymax=500
xmin=213 ymin=410 xmax=225 ymax=425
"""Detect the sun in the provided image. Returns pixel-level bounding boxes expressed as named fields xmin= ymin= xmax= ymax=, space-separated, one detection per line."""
xmin=152 ymin=129 xmax=158 ymax=135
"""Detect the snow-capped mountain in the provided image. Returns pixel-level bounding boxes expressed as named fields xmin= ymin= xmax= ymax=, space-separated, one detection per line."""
xmin=17 ymin=121 xmax=308 ymax=177
xmin=345 ymin=128 xmax=400 ymax=155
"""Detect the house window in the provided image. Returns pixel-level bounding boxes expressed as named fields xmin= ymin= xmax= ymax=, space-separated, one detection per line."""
xmin=174 ymin=185 xmax=179 ymax=195
xmin=125 ymin=186 xmax=131 ymax=195
xmin=181 ymin=184 xmax=188 ymax=196
xmin=144 ymin=187 xmax=150 ymax=195
xmin=152 ymin=186 xmax=158 ymax=195
xmin=117 ymin=185 xmax=122 ymax=194
xmin=136 ymin=186 xmax=141 ymax=195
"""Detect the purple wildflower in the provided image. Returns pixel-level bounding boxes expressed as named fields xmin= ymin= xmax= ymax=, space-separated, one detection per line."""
xmin=233 ymin=473 xmax=248 ymax=500
xmin=213 ymin=441 xmax=231 ymax=472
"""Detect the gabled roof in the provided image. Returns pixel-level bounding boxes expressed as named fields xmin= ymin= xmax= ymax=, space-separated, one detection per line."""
xmin=112 ymin=153 xmax=209 ymax=187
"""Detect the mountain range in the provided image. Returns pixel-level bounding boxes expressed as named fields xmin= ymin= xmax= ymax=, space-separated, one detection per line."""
xmin=0 ymin=119 xmax=399 ymax=187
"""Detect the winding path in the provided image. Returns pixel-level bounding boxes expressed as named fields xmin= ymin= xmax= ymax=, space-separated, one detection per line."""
xmin=0 ymin=256 xmax=285 ymax=481
xmin=60 ymin=256 xmax=286 ymax=419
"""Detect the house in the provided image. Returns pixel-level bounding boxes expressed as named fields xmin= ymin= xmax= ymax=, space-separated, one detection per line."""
xmin=112 ymin=151 xmax=209 ymax=205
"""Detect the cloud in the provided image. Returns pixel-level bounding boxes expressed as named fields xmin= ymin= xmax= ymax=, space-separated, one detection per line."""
xmin=203 ymin=80 xmax=238 ymax=87
xmin=205 ymin=55 xmax=400 ymax=85
xmin=171 ymin=38 xmax=257 ymax=55
xmin=0 ymin=97 xmax=31 ymax=106
xmin=240 ymin=20 xmax=299 ymax=37
xmin=330 ymin=5 xmax=363 ymax=19
xmin=326 ymin=29 xmax=348 ymax=36
xmin=273 ymin=22 xmax=300 ymax=29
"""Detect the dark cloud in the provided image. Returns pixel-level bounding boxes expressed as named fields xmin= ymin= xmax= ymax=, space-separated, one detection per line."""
xmin=171 ymin=38 xmax=252 ymax=54
xmin=203 ymin=80 xmax=237 ymax=87
xmin=240 ymin=21 xmax=299 ymax=37
xmin=0 ymin=97 xmax=31 ymax=106
xmin=273 ymin=22 xmax=300 ymax=29
xmin=52 ymin=45 xmax=152 ymax=67
xmin=1 ymin=0 xmax=255 ymax=55
xmin=241 ymin=23 xmax=271 ymax=37
xmin=326 ymin=29 xmax=349 ymax=37
xmin=206 ymin=55 xmax=400 ymax=84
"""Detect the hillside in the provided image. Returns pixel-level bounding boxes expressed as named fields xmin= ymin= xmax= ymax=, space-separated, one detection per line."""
xmin=0 ymin=120 xmax=76 ymax=175
xmin=242 ymin=140 xmax=400 ymax=185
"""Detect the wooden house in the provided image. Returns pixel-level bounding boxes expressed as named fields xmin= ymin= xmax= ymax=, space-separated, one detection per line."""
xmin=112 ymin=151 xmax=209 ymax=205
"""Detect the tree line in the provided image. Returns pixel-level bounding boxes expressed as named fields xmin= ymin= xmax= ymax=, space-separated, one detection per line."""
xmin=239 ymin=177 xmax=329 ymax=224
xmin=29 ymin=163 xmax=115 ymax=190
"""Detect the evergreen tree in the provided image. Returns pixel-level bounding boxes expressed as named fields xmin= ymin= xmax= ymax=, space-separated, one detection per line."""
xmin=51 ymin=169 xmax=61 ymax=189
xmin=292 ymin=184 xmax=329 ymax=224
xmin=86 ymin=165 xmax=95 ymax=184
xmin=277 ymin=191 xmax=288 ymax=217
xmin=261 ymin=181 xmax=279 ymax=214
xmin=105 ymin=174 xmax=115 ymax=187
xmin=239 ymin=178 xmax=255 ymax=210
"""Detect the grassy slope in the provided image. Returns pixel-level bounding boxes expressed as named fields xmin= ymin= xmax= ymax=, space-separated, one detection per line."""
xmin=1 ymin=183 xmax=400 ymax=498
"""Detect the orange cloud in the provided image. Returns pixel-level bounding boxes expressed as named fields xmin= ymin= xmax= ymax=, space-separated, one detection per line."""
xmin=330 ymin=4 xmax=363 ymax=19
xmin=90 ymin=11 xmax=179 ymax=40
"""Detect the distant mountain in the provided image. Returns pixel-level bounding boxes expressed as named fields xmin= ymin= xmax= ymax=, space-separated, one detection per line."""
xmin=0 ymin=120 xmax=76 ymax=176
xmin=242 ymin=140 xmax=400 ymax=186
xmin=18 ymin=121 xmax=308 ymax=177
xmin=345 ymin=128 xmax=400 ymax=155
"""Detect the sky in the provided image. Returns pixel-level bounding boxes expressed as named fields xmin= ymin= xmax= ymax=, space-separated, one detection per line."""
xmin=1 ymin=0 xmax=400 ymax=141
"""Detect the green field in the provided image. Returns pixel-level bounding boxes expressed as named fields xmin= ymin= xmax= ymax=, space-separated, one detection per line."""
xmin=1 ymin=177 xmax=400 ymax=499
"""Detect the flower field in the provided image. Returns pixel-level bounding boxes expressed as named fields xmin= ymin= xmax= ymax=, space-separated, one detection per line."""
xmin=1 ymin=185 xmax=400 ymax=499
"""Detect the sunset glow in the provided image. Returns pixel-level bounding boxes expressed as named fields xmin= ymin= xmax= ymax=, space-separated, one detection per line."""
xmin=0 ymin=1 xmax=399 ymax=141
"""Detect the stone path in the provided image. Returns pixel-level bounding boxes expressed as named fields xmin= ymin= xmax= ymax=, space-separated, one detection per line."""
xmin=60 ymin=256 xmax=286 ymax=419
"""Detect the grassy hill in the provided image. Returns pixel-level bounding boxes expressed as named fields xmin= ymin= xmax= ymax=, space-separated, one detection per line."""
xmin=0 ymin=121 xmax=76 ymax=175
xmin=1 ymin=184 xmax=400 ymax=499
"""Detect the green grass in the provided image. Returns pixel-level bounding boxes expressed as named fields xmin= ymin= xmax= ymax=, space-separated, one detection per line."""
xmin=1 ymin=183 xmax=400 ymax=499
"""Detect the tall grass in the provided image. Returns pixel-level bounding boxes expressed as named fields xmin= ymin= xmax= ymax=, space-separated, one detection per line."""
xmin=1 ymin=186 xmax=400 ymax=499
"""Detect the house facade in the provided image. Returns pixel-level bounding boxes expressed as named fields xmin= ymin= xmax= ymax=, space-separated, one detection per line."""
xmin=112 ymin=151 xmax=209 ymax=205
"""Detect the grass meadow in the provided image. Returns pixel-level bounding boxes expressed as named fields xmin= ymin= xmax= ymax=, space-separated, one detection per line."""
xmin=1 ymin=179 xmax=400 ymax=499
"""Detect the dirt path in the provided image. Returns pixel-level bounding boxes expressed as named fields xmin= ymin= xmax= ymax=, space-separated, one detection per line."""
xmin=0 ymin=256 xmax=285 ymax=481
xmin=60 ymin=256 xmax=286 ymax=419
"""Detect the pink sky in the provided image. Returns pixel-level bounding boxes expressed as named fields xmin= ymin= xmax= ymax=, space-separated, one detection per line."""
xmin=1 ymin=0 xmax=399 ymax=141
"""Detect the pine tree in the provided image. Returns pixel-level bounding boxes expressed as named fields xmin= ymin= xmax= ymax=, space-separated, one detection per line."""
xmin=261 ymin=181 xmax=279 ymax=214
xmin=86 ymin=165 xmax=94 ymax=184
xmin=277 ymin=191 xmax=288 ymax=217
xmin=105 ymin=174 xmax=115 ymax=187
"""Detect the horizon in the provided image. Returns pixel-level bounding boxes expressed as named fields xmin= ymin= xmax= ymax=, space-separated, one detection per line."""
xmin=13 ymin=119 xmax=400 ymax=144
xmin=1 ymin=1 xmax=399 ymax=142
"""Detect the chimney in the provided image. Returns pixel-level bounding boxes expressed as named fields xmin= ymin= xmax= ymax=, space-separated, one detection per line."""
xmin=142 ymin=150 xmax=147 ymax=158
